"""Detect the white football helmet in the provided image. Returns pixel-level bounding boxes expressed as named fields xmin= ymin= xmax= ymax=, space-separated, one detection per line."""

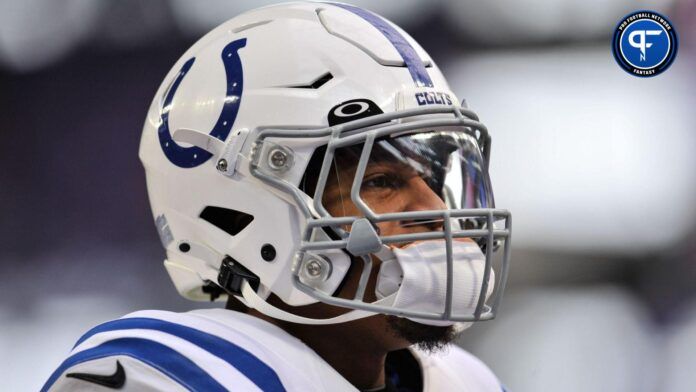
xmin=140 ymin=2 xmax=511 ymax=325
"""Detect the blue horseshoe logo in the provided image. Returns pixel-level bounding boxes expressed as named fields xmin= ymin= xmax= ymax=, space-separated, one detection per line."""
xmin=158 ymin=38 xmax=246 ymax=168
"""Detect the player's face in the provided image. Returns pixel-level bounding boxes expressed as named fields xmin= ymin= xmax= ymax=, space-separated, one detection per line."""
xmin=320 ymin=130 xmax=492 ymax=238
xmin=322 ymin=157 xmax=447 ymax=236
xmin=322 ymin=144 xmax=448 ymax=306
xmin=321 ymin=140 xmax=457 ymax=351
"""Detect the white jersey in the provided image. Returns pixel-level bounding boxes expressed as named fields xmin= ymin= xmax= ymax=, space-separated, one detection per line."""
xmin=42 ymin=309 xmax=504 ymax=391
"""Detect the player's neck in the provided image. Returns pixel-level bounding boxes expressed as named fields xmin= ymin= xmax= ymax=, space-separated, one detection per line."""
xmin=249 ymin=310 xmax=393 ymax=390
xmin=307 ymin=336 xmax=387 ymax=390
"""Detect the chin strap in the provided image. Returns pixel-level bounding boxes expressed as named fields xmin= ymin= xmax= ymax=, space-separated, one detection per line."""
xmin=220 ymin=246 xmax=462 ymax=326
xmin=239 ymin=282 xmax=460 ymax=327
xmin=238 ymin=281 xmax=379 ymax=325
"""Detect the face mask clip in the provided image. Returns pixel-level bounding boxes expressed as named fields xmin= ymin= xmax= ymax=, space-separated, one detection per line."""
xmin=346 ymin=218 xmax=383 ymax=256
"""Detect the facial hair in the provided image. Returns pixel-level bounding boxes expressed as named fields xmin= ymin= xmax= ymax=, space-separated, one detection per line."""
xmin=386 ymin=316 xmax=460 ymax=353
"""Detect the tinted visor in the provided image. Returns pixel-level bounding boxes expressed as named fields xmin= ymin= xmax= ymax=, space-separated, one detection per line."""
xmin=321 ymin=130 xmax=494 ymax=218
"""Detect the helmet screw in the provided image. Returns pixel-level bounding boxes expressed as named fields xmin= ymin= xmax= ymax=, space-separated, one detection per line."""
xmin=268 ymin=149 xmax=288 ymax=170
xmin=305 ymin=259 xmax=322 ymax=277
xmin=216 ymin=158 xmax=228 ymax=172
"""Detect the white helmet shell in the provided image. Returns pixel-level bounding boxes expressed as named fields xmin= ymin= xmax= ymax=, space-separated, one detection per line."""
xmin=140 ymin=2 xmax=510 ymax=324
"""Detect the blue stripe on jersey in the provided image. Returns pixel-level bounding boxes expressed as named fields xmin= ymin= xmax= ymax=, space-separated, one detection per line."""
xmin=41 ymin=337 xmax=225 ymax=392
xmin=332 ymin=3 xmax=434 ymax=88
xmin=72 ymin=317 xmax=286 ymax=392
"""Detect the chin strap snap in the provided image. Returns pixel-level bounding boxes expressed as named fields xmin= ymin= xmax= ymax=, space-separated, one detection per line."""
xmin=217 ymin=257 xmax=259 ymax=295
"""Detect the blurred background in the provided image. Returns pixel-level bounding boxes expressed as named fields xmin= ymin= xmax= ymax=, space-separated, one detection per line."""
xmin=1 ymin=0 xmax=694 ymax=391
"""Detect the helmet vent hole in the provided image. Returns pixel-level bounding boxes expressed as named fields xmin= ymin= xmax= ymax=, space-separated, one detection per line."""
xmin=289 ymin=72 xmax=333 ymax=89
xmin=309 ymin=72 xmax=333 ymax=89
xmin=179 ymin=242 xmax=191 ymax=253
xmin=261 ymin=244 xmax=276 ymax=261
xmin=199 ymin=206 xmax=254 ymax=236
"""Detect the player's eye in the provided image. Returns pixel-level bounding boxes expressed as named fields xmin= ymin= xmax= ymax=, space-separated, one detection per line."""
xmin=362 ymin=173 xmax=404 ymax=190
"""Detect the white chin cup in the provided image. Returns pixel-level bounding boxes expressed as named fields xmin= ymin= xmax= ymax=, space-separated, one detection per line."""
xmin=375 ymin=240 xmax=495 ymax=327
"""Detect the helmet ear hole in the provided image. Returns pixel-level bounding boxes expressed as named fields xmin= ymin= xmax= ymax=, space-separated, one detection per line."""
xmin=199 ymin=206 xmax=254 ymax=236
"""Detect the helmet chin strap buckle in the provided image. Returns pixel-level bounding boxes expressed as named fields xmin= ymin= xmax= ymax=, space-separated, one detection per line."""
xmin=172 ymin=127 xmax=249 ymax=177
xmin=217 ymin=256 xmax=260 ymax=295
